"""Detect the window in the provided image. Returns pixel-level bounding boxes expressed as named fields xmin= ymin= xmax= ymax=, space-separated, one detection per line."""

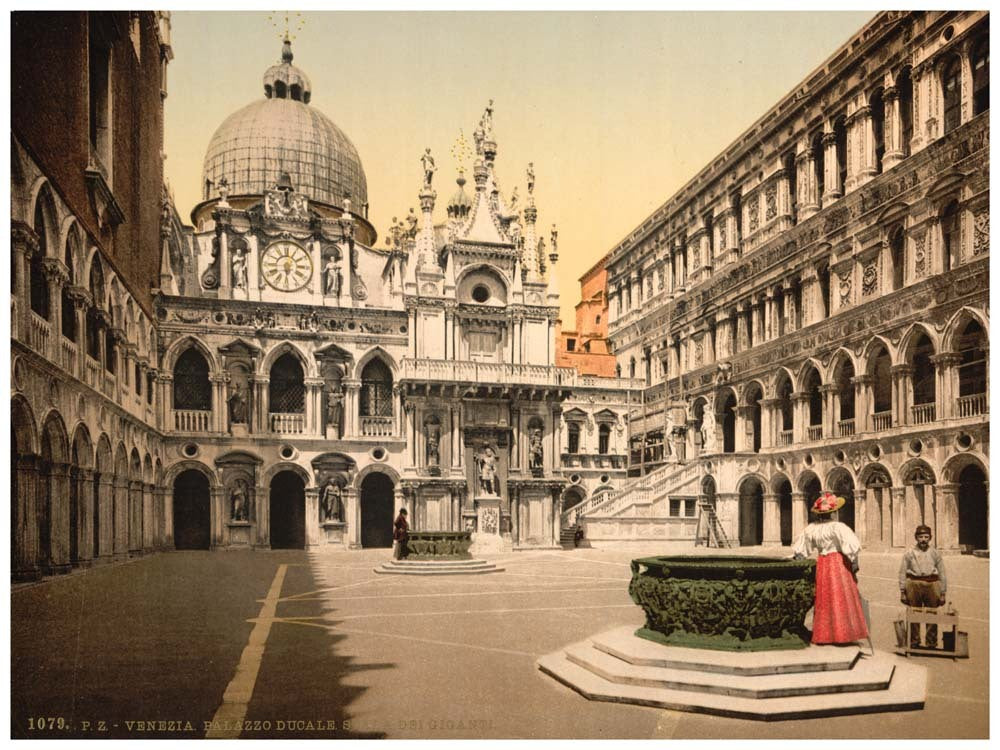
xmin=595 ymin=315 xmax=601 ymax=325
xmin=942 ymin=56 xmax=962 ymax=135
xmin=88 ymin=15 xmax=112 ymax=172
xmin=135 ymin=363 xmax=142 ymax=395
xmin=629 ymin=357 xmax=636 ymax=379
xmin=783 ymin=153 xmax=797 ymax=220
xmin=911 ymin=334 xmax=936 ymax=406
xmin=957 ymin=320 xmax=987 ymax=396
xmin=567 ymin=423 xmax=580 ymax=454
xmin=598 ymin=424 xmax=610 ymax=454
xmin=834 ymin=117 xmax=848 ymax=194
xmin=941 ymin=200 xmax=960 ymax=271
xmin=973 ymin=39 xmax=989 ymax=116
xmin=30 ymin=200 xmax=50 ymax=319
xmin=62 ymin=238 xmax=76 ymax=340
xmin=104 ymin=326 xmax=116 ymax=374
xmin=818 ymin=264 xmax=831 ymax=319
xmin=898 ymin=68 xmax=914 ymax=157
xmin=890 ymin=226 xmax=905 ymax=290
xmin=173 ymin=349 xmax=211 ymax=411
xmin=872 ymin=348 xmax=893 ymax=414
xmin=269 ymin=353 xmax=305 ymax=413
xmin=669 ymin=498 xmax=681 ymax=517
xmin=468 ymin=330 xmax=499 ymax=362
xmin=837 ymin=361 xmax=856 ymax=421
xmin=811 ymin=133 xmax=826 ymax=203
xmin=360 ymin=359 xmax=393 ymax=417
xmin=870 ymin=89 xmax=885 ymax=174
xmin=146 ymin=372 xmax=155 ymax=405
xmin=806 ymin=368 xmax=823 ymax=427
xmin=566 ymin=338 xmax=576 ymax=352
xmin=684 ymin=499 xmax=697 ymax=517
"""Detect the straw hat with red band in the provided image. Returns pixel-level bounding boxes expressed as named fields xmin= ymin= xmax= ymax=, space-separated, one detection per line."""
xmin=812 ymin=491 xmax=846 ymax=515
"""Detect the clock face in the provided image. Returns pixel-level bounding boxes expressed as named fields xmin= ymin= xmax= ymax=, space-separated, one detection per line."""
xmin=261 ymin=241 xmax=313 ymax=291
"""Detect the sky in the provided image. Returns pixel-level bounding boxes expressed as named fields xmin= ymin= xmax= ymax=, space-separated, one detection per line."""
xmin=163 ymin=10 xmax=875 ymax=323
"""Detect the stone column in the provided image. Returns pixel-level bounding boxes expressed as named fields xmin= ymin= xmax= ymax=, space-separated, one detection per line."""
xmin=78 ymin=469 xmax=96 ymax=566
xmin=882 ymin=86 xmax=904 ymax=169
xmin=762 ymin=492 xmax=781 ymax=545
xmin=160 ymin=486 xmax=174 ymax=550
xmin=127 ymin=480 xmax=143 ymax=556
xmin=210 ymin=486 xmax=225 ymax=548
xmin=853 ymin=488 xmax=867 ymax=546
xmin=45 ymin=462 xmax=71 ymax=574
xmin=736 ymin=304 xmax=749 ymax=353
xmin=932 ymin=352 xmax=961 ymax=420
xmin=113 ymin=477 xmax=128 ymax=561
xmin=791 ymin=491 xmax=808 ymax=544
xmin=891 ymin=364 xmax=913 ymax=427
xmin=305 ymin=487 xmax=320 ymax=548
xmin=934 ymin=483 xmax=960 ymax=551
xmin=304 ymin=377 xmax=323 ymax=435
xmin=791 ymin=392 xmax=809 ymax=443
xmin=551 ymin=489 xmax=561 ymax=548
xmin=510 ymin=486 xmax=519 ymax=545
xmin=13 ymin=455 xmax=41 ymax=581
xmin=143 ymin=483 xmax=155 ymax=552
xmin=796 ymin=148 xmax=819 ymax=220
xmin=910 ymin=66 xmax=927 ymax=153
xmin=96 ymin=475 xmax=114 ymax=563
xmin=890 ymin=486 xmax=907 ymax=548
xmin=822 ymin=130 xmax=841 ymax=203
xmin=852 ymin=374 xmax=872 ymax=433
xmin=344 ymin=380 xmax=360 ymax=438
xmin=819 ymin=383 xmax=837 ymax=439
xmin=759 ymin=398 xmax=778 ymax=449
xmin=851 ymin=104 xmax=876 ymax=190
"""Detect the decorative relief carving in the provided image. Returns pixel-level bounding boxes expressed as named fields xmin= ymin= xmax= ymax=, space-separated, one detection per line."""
xmin=837 ymin=270 xmax=852 ymax=307
xmin=748 ymin=194 xmax=760 ymax=234
xmin=861 ymin=261 xmax=878 ymax=296
xmin=914 ymin=232 xmax=927 ymax=277
xmin=973 ymin=211 xmax=988 ymax=256
xmin=764 ymin=183 xmax=777 ymax=222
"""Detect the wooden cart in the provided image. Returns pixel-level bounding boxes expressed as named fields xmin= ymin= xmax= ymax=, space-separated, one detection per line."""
xmin=894 ymin=605 xmax=969 ymax=659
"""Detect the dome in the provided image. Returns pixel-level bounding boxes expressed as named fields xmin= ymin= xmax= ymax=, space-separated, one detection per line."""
xmin=447 ymin=173 xmax=473 ymax=219
xmin=201 ymin=40 xmax=367 ymax=210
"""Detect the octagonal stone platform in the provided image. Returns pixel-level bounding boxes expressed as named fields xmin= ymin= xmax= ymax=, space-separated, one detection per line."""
xmin=374 ymin=559 xmax=504 ymax=575
xmin=538 ymin=625 xmax=927 ymax=721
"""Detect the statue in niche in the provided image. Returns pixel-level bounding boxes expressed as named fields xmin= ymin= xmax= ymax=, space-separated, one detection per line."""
xmin=326 ymin=381 xmax=344 ymax=437
xmin=320 ymin=478 xmax=342 ymax=523
xmin=230 ymin=479 xmax=250 ymax=522
xmin=231 ymin=245 xmax=248 ymax=290
xmin=426 ymin=423 xmax=441 ymax=468
xmin=228 ymin=380 xmax=248 ymax=425
xmin=323 ymin=255 xmax=342 ymax=296
xmin=477 ymin=446 xmax=498 ymax=496
xmin=701 ymin=409 xmax=716 ymax=452
xmin=529 ymin=428 xmax=544 ymax=473
xmin=421 ymin=148 xmax=437 ymax=188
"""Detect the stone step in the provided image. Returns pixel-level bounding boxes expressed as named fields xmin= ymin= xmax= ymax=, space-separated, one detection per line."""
xmin=383 ymin=558 xmax=494 ymax=568
xmin=538 ymin=647 xmax=927 ymax=721
xmin=564 ymin=642 xmax=895 ymax=699
xmin=591 ymin=625 xmax=860 ymax=675
xmin=373 ymin=559 xmax=504 ymax=575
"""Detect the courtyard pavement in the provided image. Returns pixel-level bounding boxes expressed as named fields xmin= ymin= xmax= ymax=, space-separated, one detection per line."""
xmin=10 ymin=543 xmax=989 ymax=739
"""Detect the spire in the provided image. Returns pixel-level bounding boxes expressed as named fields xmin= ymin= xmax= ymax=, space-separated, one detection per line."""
xmin=263 ymin=37 xmax=312 ymax=102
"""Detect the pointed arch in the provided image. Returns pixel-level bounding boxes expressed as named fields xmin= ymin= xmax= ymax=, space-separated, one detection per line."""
xmin=898 ymin=322 xmax=939 ymax=362
xmin=354 ymin=345 xmax=399 ymax=380
xmin=860 ymin=335 xmax=896 ymax=372
xmin=29 ymin=179 xmax=59 ymax=257
xmin=163 ymin=334 xmax=220 ymax=375
xmin=260 ymin=340 xmax=315 ymax=379
xmin=824 ymin=347 xmax=858 ymax=382
xmin=71 ymin=424 xmax=94 ymax=469
xmin=768 ymin=366 xmax=796 ymax=399
xmin=11 ymin=395 xmax=39 ymax=456
xmin=39 ymin=410 xmax=70 ymax=465
xmin=942 ymin=306 xmax=989 ymax=352
xmin=95 ymin=434 xmax=113 ymax=474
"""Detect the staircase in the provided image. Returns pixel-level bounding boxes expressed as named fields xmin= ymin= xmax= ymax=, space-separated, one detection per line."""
xmin=697 ymin=498 xmax=735 ymax=548
xmin=560 ymin=524 xmax=582 ymax=550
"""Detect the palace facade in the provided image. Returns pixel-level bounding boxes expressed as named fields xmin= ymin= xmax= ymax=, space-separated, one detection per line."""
xmin=587 ymin=10 xmax=989 ymax=552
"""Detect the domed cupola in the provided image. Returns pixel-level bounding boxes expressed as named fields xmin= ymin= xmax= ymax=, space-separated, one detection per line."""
xmin=201 ymin=38 xmax=368 ymax=212
xmin=447 ymin=172 xmax=473 ymax=219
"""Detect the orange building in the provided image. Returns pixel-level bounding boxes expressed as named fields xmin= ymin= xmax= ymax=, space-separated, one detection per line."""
xmin=556 ymin=254 xmax=616 ymax=377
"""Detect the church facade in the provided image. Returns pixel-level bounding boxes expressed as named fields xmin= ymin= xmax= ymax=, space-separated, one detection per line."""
xmin=596 ymin=10 xmax=989 ymax=552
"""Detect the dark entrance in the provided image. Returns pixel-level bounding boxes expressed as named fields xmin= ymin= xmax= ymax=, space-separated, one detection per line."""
xmin=958 ymin=464 xmax=988 ymax=551
xmin=831 ymin=473 xmax=856 ymax=530
xmin=270 ymin=471 xmax=305 ymax=549
xmin=360 ymin=473 xmax=394 ymax=548
xmin=173 ymin=469 xmax=211 ymax=550
xmin=738 ymin=478 xmax=764 ymax=546
xmin=777 ymin=479 xmax=793 ymax=546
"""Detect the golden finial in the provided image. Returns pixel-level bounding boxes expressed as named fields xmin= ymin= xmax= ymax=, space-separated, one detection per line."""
xmin=451 ymin=129 xmax=473 ymax=176
xmin=267 ymin=11 xmax=305 ymax=42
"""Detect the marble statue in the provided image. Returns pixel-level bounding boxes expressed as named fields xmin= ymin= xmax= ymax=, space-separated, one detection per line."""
xmin=230 ymin=479 xmax=249 ymax=522
xmin=320 ymin=479 xmax=342 ymax=523
xmin=426 ymin=423 xmax=440 ymax=467
xmin=228 ymin=381 xmax=248 ymax=424
xmin=231 ymin=246 xmax=248 ymax=290
xmin=405 ymin=208 xmax=419 ymax=238
xmin=323 ymin=256 xmax=341 ymax=296
xmin=477 ymin=446 xmax=498 ymax=496
xmin=529 ymin=428 xmax=544 ymax=472
xmin=526 ymin=162 xmax=535 ymax=194
xmin=421 ymin=148 xmax=437 ymax=188
xmin=508 ymin=186 xmax=519 ymax=212
xmin=326 ymin=381 xmax=344 ymax=437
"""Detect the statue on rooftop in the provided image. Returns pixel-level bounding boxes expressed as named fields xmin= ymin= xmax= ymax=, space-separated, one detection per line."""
xmin=421 ymin=148 xmax=437 ymax=188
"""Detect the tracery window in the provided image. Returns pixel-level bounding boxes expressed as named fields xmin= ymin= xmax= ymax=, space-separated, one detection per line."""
xmin=360 ymin=359 xmax=393 ymax=417
xmin=269 ymin=353 xmax=305 ymax=413
xmin=973 ymin=38 xmax=989 ymax=116
xmin=942 ymin=56 xmax=962 ymax=135
xmin=173 ymin=348 xmax=211 ymax=411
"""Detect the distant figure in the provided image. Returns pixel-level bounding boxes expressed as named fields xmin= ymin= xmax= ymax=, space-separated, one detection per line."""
xmin=393 ymin=508 xmax=409 ymax=560
xmin=793 ymin=492 xmax=869 ymax=646
xmin=899 ymin=524 xmax=947 ymax=648
xmin=526 ymin=162 xmax=535 ymax=194
xmin=405 ymin=208 xmax=419 ymax=238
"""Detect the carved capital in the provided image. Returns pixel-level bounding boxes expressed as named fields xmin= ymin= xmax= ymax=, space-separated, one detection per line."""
xmin=11 ymin=223 xmax=40 ymax=257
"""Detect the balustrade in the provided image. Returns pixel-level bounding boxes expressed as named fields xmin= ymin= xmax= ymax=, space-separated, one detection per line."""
xmin=28 ymin=312 xmax=50 ymax=355
xmin=60 ymin=339 xmax=78 ymax=373
xmin=778 ymin=430 xmax=793 ymax=446
xmin=173 ymin=409 xmax=211 ymax=432
xmin=101 ymin=371 xmax=116 ymax=398
xmin=270 ymin=412 xmax=305 ymax=434
xmin=85 ymin=357 xmax=101 ymax=388
xmin=911 ymin=403 xmax=936 ymax=425
xmin=956 ymin=393 xmax=987 ymax=417
xmin=807 ymin=425 xmax=823 ymax=441
xmin=872 ymin=411 xmax=892 ymax=431
xmin=361 ymin=416 xmax=394 ymax=437
xmin=837 ymin=419 xmax=856 ymax=437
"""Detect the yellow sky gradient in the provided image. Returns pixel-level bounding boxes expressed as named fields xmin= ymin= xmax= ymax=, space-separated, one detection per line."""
xmin=163 ymin=11 xmax=874 ymax=322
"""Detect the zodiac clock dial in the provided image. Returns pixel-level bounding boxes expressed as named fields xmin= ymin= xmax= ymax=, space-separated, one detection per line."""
xmin=261 ymin=241 xmax=312 ymax=292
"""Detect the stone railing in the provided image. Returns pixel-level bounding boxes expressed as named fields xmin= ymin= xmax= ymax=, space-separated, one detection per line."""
xmin=837 ymin=419 xmax=855 ymax=437
xmin=404 ymin=531 xmax=473 ymax=559
xmin=60 ymin=338 xmax=78 ymax=374
xmin=778 ymin=430 xmax=793 ymax=446
xmin=28 ymin=312 xmax=50 ymax=355
xmin=270 ymin=412 xmax=305 ymax=434
xmin=575 ymin=461 xmax=701 ymax=524
xmin=872 ymin=411 xmax=892 ymax=431
xmin=956 ymin=393 xmax=987 ymax=418
xmin=400 ymin=358 xmax=647 ymax=390
xmin=85 ymin=357 xmax=101 ymax=388
xmin=361 ymin=416 xmax=394 ymax=438
xmin=911 ymin=403 xmax=936 ymax=425
xmin=174 ymin=409 xmax=211 ymax=432
xmin=101 ymin=371 xmax=116 ymax=398
xmin=807 ymin=425 xmax=822 ymax=441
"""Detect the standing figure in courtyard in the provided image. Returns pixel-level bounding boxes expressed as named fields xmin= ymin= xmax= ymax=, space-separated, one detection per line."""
xmin=793 ymin=492 xmax=869 ymax=646
xmin=421 ymin=148 xmax=437 ymax=188
xmin=231 ymin=246 xmax=248 ymax=290
xmin=320 ymin=478 xmax=342 ymax=523
xmin=326 ymin=381 xmax=344 ymax=438
xmin=228 ymin=381 xmax=248 ymax=425
xmin=529 ymin=428 xmax=544 ymax=472
xmin=477 ymin=446 xmax=498 ymax=496
xmin=393 ymin=507 xmax=409 ymax=560
xmin=899 ymin=525 xmax=947 ymax=648
xmin=230 ymin=479 xmax=250 ymax=522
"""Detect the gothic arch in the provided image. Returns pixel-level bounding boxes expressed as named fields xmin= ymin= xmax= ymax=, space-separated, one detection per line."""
xmin=29 ymin=179 xmax=59 ymax=256
xmin=163 ymin=459 xmax=219 ymax=489
xmin=113 ymin=442 xmax=129 ymax=478
xmin=767 ymin=366 xmax=796 ymax=399
xmin=860 ymin=335 xmax=897 ymax=373
xmin=825 ymin=347 xmax=858 ymax=382
xmin=95 ymin=434 xmax=113 ymax=474
xmin=353 ymin=346 xmax=398 ymax=381
xmin=260 ymin=340 xmax=315 ymax=379
xmin=163 ymin=335 xmax=221 ymax=376
xmin=795 ymin=357 xmax=825 ymax=391
xmin=129 ymin=448 xmax=142 ymax=481
xmin=898 ymin=322 xmax=940 ymax=362
xmin=143 ymin=454 xmax=154 ymax=484
xmin=941 ymin=452 xmax=989 ymax=484
xmin=39 ymin=411 xmax=70 ymax=464
xmin=11 ymin=395 xmax=38 ymax=456
xmin=70 ymin=424 xmax=94 ymax=469
xmin=739 ymin=379 xmax=765 ymax=404
xmin=942 ymin=306 xmax=989 ymax=352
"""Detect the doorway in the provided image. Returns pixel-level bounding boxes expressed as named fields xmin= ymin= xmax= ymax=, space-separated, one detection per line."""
xmin=360 ymin=473 xmax=395 ymax=548
xmin=173 ymin=470 xmax=211 ymax=550
xmin=270 ymin=471 xmax=306 ymax=549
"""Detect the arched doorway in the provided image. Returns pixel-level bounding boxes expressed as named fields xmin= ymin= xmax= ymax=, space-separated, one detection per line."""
xmin=738 ymin=477 xmax=764 ymax=546
xmin=721 ymin=392 xmax=737 ymax=453
xmin=270 ymin=471 xmax=306 ymax=549
xmin=958 ymin=464 xmax=988 ymax=551
xmin=360 ymin=473 xmax=395 ymax=548
xmin=776 ymin=478 xmax=793 ymax=546
xmin=830 ymin=470 xmax=856 ymax=530
xmin=562 ymin=488 xmax=584 ymax=512
xmin=173 ymin=470 xmax=211 ymax=550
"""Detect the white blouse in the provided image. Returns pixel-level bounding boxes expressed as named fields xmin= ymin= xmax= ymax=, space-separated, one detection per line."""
xmin=792 ymin=521 xmax=861 ymax=566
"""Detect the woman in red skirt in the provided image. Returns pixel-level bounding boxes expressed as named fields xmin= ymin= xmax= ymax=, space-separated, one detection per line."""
xmin=792 ymin=492 xmax=869 ymax=645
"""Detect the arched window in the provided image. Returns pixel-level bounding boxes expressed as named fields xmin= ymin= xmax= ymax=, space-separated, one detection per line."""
xmin=957 ymin=320 xmax=987 ymax=397
xmin=360 ymin=359 xmax=393 ymax=417
xmin=890 ymin=226 xmax=905 ymax=290
xmin=598 ymin=424 xmax=611 ymax=455
xmin=940 ymin=200 xmax=960 ymax=271
xmin=629 ymin=357 xmax=636 ymax=379
xmin=834 ymin=117 xmax=848 ymax=194
xmin=805 ymin=368 xmax=823 ymax=432
xmin=567 ymin=423 xmax=580 ymax=454
xmin=30 ymin=199 xmax=50 ymax=319
xmin=721 ymin=392 xmax=737 ymax=453
xmin=872 ymin=346 xmax=893 ymax=416
xmin=86 ymin=256 xmax=104 ymax=361
xmin=811 ymin=132 xmax=825 ymax=204
xmin=173 ymin=348 xmax=211 ymax=410
xmin=836 ymin=360 xmax=856 ymax=423
xmin=973 ymin=38 xmax=989 ymax=116
xmin=911 ymin=334 xmax=936 ymax=406
xmin=817 ymin=263 xmax=831 ymax=319
xmin=870 ymin=88 xmax=885 ymax=174
xmin=777 ymin=375 xmax=794 ymax=437
xmin=104 ymin=319 xmax=116 ymax=374
xmin=269 ymin=353 xmax=305 ymax=413
xmin=942 ymin=56 xmax=962 ymax=135
xmin=898 ymin=68 xmax=914 ymax=157
xmin=745 ymin=385 xmax=762 ymax=453
xmin=61 ymin=237 xmax=76 ymax=341
xmin=783 ymin=152 xmax=797 ymax=220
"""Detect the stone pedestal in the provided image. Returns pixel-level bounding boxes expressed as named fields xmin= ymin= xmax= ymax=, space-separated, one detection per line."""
xmin=231 ymin=424 xmax=248 ymax=439
xmin=470 ymin=495 xmax=505 ymax=556
xmin=322 ymin=521 xmax=346 ymax=544
xmin=324 ymin=426 xmax=341 ymax=441
xmin=227 ymin=521 xmax=253 ymax=547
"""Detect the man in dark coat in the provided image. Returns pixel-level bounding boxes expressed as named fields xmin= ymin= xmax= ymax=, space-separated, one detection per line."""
xmin=393 ymin=508 xmax=409 ymax=560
